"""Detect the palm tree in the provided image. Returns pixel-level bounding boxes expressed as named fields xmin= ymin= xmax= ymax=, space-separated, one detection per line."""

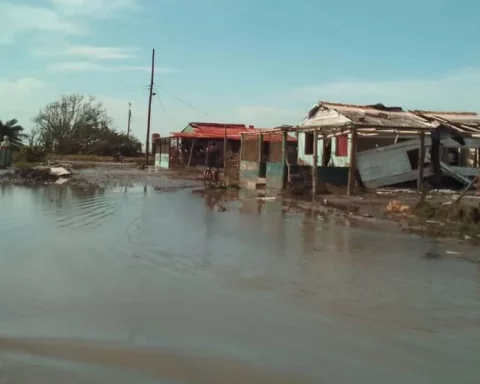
xmin=0 ymin=119 xmax=26 ymax=150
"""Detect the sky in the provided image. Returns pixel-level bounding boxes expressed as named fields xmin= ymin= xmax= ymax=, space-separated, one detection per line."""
xmin=1 ymin=0 xmax=480 ymax=142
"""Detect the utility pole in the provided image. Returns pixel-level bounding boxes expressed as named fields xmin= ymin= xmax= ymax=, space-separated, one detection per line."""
xmin=145 ymin=48 xmax=155 ymax=167
xmin=127 ymin=102 xmax=132 ymax=137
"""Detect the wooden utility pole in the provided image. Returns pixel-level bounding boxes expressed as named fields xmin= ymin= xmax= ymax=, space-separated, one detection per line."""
xmin=127 ymin=102 xmax=132 ymax=137
xmin=145 ymin=48 xmax=155 ymax=167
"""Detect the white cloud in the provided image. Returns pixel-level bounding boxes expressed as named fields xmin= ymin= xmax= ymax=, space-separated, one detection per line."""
xmin=0 ymin=78 xmax=45 ymax=95
xmin=47 ymin=62 xmax=176 ymax=73
xmin=34 ymin=45 xmax=139 ymax=60
xmin=0 ymin=78 xmax=50 ymax=130
xmin=295 ymin=67 xmax=480 ymax=112
xmin=0 ymin=3 xmax=84 ymax=44
xmin=50 ymin=0 xmax=139 ymax=18
xmin=0 ymin=0 xmax=138 ymax=44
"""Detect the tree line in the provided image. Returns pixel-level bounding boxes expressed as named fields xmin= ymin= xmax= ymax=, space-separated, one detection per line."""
xmin=1 ymin=94 xmax=142 ymax=157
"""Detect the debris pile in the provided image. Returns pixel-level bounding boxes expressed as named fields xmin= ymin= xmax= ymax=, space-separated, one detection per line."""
xmin=0 ymin=165 xmax=71 ymax=185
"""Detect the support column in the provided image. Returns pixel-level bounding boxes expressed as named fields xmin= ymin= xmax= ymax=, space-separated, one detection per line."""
xmin=281 ymin=131 xmax=288 ymax=189
xmin=312 ymin=130 xmax=318 ymax=197
xmin=258 ymin=133 xmax=264 ymax=174
xmin=321 ymin=135 xmax=327 ymax=166
xmin=417 ymin=131 xmax=425 ymax=190
xmin=347 ymin=128 xmax=357 ymax=196
xmin=240 ymin=134 xmax=244 ymax=161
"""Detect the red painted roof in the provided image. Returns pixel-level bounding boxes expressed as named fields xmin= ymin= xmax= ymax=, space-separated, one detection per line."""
xmin=171 ymin=122 xmax=255 ymax=139
xmin=170 ymin=122 xmax=296 ymax=141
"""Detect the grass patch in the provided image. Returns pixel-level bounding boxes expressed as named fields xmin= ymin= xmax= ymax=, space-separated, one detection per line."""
xmin=411 ymin=200 xmax=480 ymax=238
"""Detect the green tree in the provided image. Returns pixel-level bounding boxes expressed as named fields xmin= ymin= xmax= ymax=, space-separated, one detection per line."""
xmin=0 ymin=119 xmax=26 ymax=150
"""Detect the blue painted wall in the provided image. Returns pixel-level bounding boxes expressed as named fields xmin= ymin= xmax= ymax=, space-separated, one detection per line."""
xmin=266 ymin=162 xmax=285 ymax=189
xmin=239 ymin=160 xmax=260 ymax=185
xmin=155 ymin=153 xmax=170 ymax=168
xmin=297 ymin=132 xmax=351 ymax=167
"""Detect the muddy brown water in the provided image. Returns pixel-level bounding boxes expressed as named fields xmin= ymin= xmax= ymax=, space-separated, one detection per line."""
xmin=1 ymin=182 xmax=480 ymax=383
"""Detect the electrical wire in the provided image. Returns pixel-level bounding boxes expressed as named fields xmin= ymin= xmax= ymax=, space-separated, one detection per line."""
xmin=154 ymin=86 xmax=177 ymax=128
xmin=154 ymin=84 xmax=214 ymax=118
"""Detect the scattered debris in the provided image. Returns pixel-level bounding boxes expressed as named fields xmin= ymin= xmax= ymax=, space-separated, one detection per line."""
xmin=426 ymin=220 xmax=445 ymax=226
xmin=386 ymin=200 xmax=410 ymax=214
xmin=55 ymin=178 xmax=69 ymax=185
xmin=1 ymin=165 xmax=72 ymax=185
xmin=446 ymin=250 xmax=461 ymax=255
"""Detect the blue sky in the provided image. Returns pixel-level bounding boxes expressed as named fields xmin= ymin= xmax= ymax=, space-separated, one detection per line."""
xmin=1 ymin=0 xmax=480 ymax=140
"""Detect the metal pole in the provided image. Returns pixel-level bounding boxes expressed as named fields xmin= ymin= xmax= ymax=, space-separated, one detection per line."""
xmin=145 ymin=48 xmax=155 ymax=167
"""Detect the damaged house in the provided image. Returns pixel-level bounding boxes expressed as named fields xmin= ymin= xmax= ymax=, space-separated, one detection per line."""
xmin=238 ymin=101 xmax=480 ymax=194
xmin=295 ymin=102 xmax=480 ymax=192
xmin=153 ymin=122 xmax=258 ymax=169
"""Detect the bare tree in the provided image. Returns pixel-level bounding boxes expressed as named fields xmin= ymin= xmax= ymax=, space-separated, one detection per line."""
xmin=33 ymin=94 xmax=112 ymax=153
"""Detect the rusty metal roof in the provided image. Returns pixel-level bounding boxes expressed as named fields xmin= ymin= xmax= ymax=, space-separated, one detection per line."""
xmin=411 ymin=110 xmax=480 ymax=132
xmin=315 ymin=101 xmax=431 ymax=129
xmin=171 ymin=122 xmax=255 ymax=139
xmin=171 ymin=123 xmax=296 ymax=141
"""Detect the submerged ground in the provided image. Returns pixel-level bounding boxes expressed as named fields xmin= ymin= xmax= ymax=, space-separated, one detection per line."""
xmin=0 ymin=173 xmax=479 ymax=383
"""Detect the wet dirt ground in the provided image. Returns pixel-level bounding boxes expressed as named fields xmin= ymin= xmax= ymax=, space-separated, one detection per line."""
xmin=1 ymin=174 xmax=480 ymax=383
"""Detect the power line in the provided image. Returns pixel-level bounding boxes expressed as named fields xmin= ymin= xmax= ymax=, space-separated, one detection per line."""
xmin=154 ymin=86 xmax=177 ymax=128
xmin=155 ymin=84 xmax=214 ymax=118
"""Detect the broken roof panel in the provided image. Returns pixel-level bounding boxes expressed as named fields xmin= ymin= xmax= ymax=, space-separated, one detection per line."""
xmin=301 ymin=101 xmax=432 ymax=129
xmin=412 ymin=110 xmax=480 ymax=132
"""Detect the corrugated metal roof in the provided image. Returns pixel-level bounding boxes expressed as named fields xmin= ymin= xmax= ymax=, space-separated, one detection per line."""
xmin=412 ymin=110 xmax=480 ymax=132
xmin=307 ymin=101 xmax=431 ymax=129
xmin=171 ymin=123 xmax=296 ymax=141
xmin=172 ymin=122 xmax=255 ymax=139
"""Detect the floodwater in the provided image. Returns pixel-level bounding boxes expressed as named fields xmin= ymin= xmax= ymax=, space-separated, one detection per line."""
xmin=0 ymin=182 xmax=480 ymax=383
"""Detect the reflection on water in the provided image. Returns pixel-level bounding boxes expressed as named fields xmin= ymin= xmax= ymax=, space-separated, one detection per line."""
xmin=1 ymin=183 xmax=480 ymax=383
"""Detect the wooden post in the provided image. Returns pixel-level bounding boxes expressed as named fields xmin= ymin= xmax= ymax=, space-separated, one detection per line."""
xmin=312 ymin=129 xmax=318 ymax=197
xmin=321 ymin=134 xmax=327 ymax=166
xmin=187 ymin=139 xmax=195 ymax=168
xmin=258 ymin=133 xmax=263 ymax=175
xmin=417 ymin=131 xmax=425 ymax=190
xmin=281 ymin=131 xmax=288 ymax=189
xmin=240 ymin=134 xmax=244 ymax=161
xmin=347 ymin=127 xmax=357 ymax=196
xmin=223 ymin=124 xmax=227 ymax=172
